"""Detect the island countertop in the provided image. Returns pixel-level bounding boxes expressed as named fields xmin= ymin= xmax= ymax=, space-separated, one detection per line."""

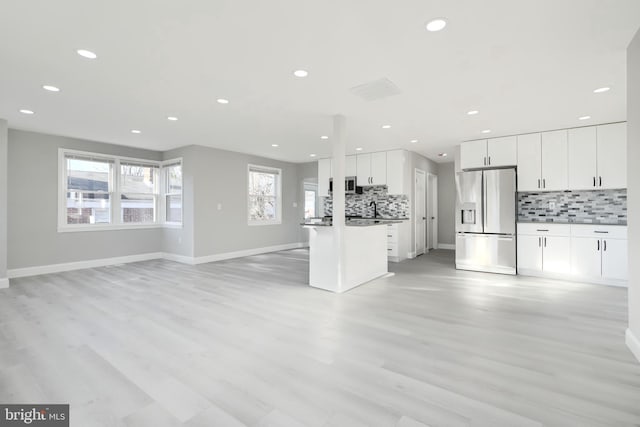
xmin=301 ymin=217 xmax=408 ymax=227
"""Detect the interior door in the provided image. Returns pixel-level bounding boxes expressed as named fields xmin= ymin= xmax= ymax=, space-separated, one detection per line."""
xmin=426 ymin=174 xmax=437 ymax=250
xmin=415 ymin=169 xmax=426 ymax=256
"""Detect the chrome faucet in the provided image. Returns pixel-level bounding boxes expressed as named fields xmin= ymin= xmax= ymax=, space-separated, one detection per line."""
xmin=369 ymin=201 xmax=378 ymax=218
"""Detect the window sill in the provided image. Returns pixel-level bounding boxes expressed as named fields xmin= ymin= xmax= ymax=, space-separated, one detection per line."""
xmin=58 ymin=223 xmax=182 ymax=233
xmin=248 ymin=220 xmax=282 ymax=226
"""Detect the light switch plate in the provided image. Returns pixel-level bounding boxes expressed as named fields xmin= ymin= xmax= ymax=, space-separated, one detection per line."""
xmin=217 ymin=203 xmax=222 ymax=211
xmin=293 ymin=202 xmax=298 ymax=208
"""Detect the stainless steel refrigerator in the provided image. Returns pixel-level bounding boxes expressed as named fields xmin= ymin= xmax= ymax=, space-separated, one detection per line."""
xmin=455 ymin=168 xmax=516 ymax=275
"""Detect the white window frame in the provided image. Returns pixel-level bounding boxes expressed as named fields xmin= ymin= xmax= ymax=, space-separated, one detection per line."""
xmin=160 ymin=158 xmax=183 ymax=228
xmin=247 ymin=164 xmax=282 ymax=226
xmin=58 ymin=149 xmax=182 ymax=232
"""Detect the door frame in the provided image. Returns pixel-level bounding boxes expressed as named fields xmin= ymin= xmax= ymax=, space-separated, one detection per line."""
xmin=427 ymin=173 xmax=438 ymax=251
xmin=414 ymin=168 xmax=426 ymax=257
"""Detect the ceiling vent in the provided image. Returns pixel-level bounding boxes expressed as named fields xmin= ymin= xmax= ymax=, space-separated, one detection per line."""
xmin=350 ymin=78 xmax=401 ymax=102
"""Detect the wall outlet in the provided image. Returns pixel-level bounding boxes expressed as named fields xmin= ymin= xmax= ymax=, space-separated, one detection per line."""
xmin=217 ymin=203 xmax=222 ymax=211
xmin=293 ymin=202 xmax=298 ymax=208
xmin=549 ymin=201 xmax=556 ymax=209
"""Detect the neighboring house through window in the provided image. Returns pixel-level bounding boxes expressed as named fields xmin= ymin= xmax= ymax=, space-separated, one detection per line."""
xmin=248 ymin=164 xmax=282 ymax=225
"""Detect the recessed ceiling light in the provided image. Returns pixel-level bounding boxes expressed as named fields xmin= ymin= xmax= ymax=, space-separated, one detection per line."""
xmin=579 ymin=115 xmax=591 ymax=120
xmin=19 ymin=109 xmax=35 ymax=115
xmin=76 ymin=49 xmax=97 ymax=59
xmin=410 ymin=139 xmax=418 ymax=143
xmin=438 ymin=153 xmax=448 ymax=157
xmin=356 ymin=147 xmax=363 ymax=151
xmin=382 ymin=124 xmax=391 ymax=129
xmin=481 ymin=129 xmax=491 ymax=134
xmin=320 ymin=135 xmax=329 ymax=140
xmin=131 ymin=129 xmax=141 ymax=134
xmin=167 ymin=116 xmax=178 ymax=121
xmin=593 ymin=87 xmax=610 ymax=93
xmin=310 ymin=154 xmax=316 ymax=157
xmin=467 ymin=110 xmax=479 ymax=115
xmin=42 ymin=85 xmax=60 ymax=92
xmin=271 ymin=144 xmax=279 ymax=147
xmin=216 ymin=98 xmax=229 ymax=104
xmin=293 ymin=70 xmax=309 ymax=78
xmin=426 ymin=18 xmax=447 ymax=32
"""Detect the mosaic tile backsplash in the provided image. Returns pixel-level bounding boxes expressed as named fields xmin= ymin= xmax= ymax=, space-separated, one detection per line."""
xmin=323 ymin=186 xmax=410 ymax=218
xmin=518 ymin=189 xmax=626 ymax=224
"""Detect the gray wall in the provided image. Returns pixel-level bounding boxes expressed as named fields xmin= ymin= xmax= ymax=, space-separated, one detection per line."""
xmin=7 ymin=130 xmax=163 ymax=269
xmin=0 ymin=120 xmax=7 ymax=281
xmin=628 ymin=29 xmax=640 ymax=351
xmin=189 ymin=145 xmax=305 ymax=258
xmin=437 ymin=162 xmax=456 ymax=246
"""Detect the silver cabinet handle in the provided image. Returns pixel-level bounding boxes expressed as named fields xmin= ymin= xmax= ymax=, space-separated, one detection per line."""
xmin=594 ymin=231 xmax=608 ymax=234
xmin=538 ymin=179 xmax=541 ymax=188
xmin=544 ymin=237 xmax=547 ymax=247
xmin=538 ymin=237 xmax=542 ymax=247
xmin=604 ymin=240 xmax=607 ymax=251
xmin=543 ymin=179 xmax=546 ymax=188
xmin=536 ymin=229 xmax=549 ymax=232
xmin=593 ymin=177 xmax=596 ymax=187
xmin=597 ymin=240 xmax=600 ymax=251
xmin=599 ymin=176 xmax=602 ymax=187
xmin=488 ymin=156 xmax=491 ymax=165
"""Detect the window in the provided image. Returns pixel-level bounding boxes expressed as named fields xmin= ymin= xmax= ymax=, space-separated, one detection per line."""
xmin=304 ymin=186 xmax=317 ymax=219
xmin=163 ymin=161 xmax=182 ymax=224
xmin=59 ymin=149 xmax=183 ymax=231
xmin=248 ymin=165 xmax=281 ymax=225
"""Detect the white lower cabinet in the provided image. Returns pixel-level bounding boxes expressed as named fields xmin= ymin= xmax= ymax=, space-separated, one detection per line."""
xmin=570 ymin=225 xmax=628 ymax=281
xmin=570 ymin=237 xmax=602 ymax=278
xmin=601 ymin=238 xmax=628 ymax=281
xmin=387 ymin=222 xmax=410 ymax=262
xmin=516 ymin=235 xmax=543 ymax=271
xmin=517 ymin=224 xmax=570 ymax=274
xmin=542 ymin=236 xmax=571 ymax=275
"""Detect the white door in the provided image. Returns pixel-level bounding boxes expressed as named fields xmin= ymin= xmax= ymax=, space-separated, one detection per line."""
xmin=542 ymin=235 xmax=571 ymax=274
xmin=460 ymin=140 xmax=487 ymax=169
xmin=517 ymin=133 xmax=542 ymax=191
xmin=601 ymin=238 xmax=628 ymax=280
xmin=570 ymin=237 xmax=602 ymax=278
xmin=597 ymin=123 xmax=627 ymax=189
xmin=487 ymin=136 xmax=517 ymax=167
xmin=415 ymin=169 xmax=426 ymax=256
xmin=346 ymin=155 xmax=357 ymax=177
xmin=370 ymin=152 xmax=387 ymax=185
xmin=568 ymin=126 xmax=597 ymax=190
xmin=541 ymin=130 xmax=568 ymax=191
xmin=426 ymin=173 xmax=437 ymax=251
xmin=317 ymin=159 xmax=332 ymax=197
xmin=517 ymin=235 xmax=543 ymax=271
xmin=356 ymin=153 xmax=371 ymax=185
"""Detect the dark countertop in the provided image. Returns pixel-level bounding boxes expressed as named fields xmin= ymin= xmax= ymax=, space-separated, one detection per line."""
xmin=518 ymin=220 xmax=627 ymax=226
xmin=301 ymin=217 xmax=409 ymax=227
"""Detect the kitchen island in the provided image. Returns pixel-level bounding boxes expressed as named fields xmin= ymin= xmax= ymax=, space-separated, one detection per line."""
xmin=302 ymin=218 xmax=403 ymax=293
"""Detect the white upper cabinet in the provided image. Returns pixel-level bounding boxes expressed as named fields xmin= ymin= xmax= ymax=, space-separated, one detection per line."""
xmin=517 ymin=133 xmax=542 ymax=191
xmin=597 ymin=123 xmax=627 ymax=189
xmin=386 ymin=150 xmax=406 ymax=194
xmin=487 ymin=136 xmax=517 ymax=167
xmin=357 ymin=152 xmax=387 ymax=186
xmin=568 ymin=126 xmax=598 ymax=190
xmin=346 ymin=155 xmax=357 ymax=177
xmin=460 ymin=140 xmax=487 ymax=169
xmin=318 ymin=158 xmax=332 ymax=197
xmin=541 ymin=130 xmax=568 ymax=191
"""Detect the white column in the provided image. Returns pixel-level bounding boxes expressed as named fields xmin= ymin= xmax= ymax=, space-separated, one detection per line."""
xmin=332 ymin=115 xmax=347 ymax=291
xmin=0 ymin=119 xmax=8 ymax=288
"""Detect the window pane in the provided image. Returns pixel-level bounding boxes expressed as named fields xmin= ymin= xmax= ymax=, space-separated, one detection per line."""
xmin=249 ymin=195 xmax=277 ymax=221
xmin=166 ymin=194 xmax=182 ymax=223
xmin=121 ymin=194 xmax=155 ymax=223
xmin=67 ymin=158 xmax=110 ymax=192
xmin=121 ymin=165 xmax=156 ymax=194
xmin=249 ymin=171 xmax=276 ymax=197
xmin=304 ymin=190 xmax=316 ymax=219
xmin=167 ymin=165 xmax=182 ymax=193
xmin=66 ymin=192 xmax=111 ymax=224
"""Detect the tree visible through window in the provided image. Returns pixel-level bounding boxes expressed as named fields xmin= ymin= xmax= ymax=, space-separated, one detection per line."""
xmin=248 ymin=165 xmax=281 ymax=224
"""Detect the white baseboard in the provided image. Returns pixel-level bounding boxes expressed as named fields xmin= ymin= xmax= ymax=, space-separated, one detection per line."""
xmin=0 ymin=278 xmax=9 ymax=289
xmin=7 ymin=252 xmax=165 ymax=279
xmin=161 ymin=252 xmax=196 ymax=265
xmin=191 ymin=242 xmax=306 ymax=265
xmin=626 ymin=329 xmax=640 ymax=364
xmin=437 ymin=243 xmax=456 ymax=250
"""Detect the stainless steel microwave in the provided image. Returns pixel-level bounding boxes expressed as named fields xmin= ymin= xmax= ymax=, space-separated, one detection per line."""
xmin=329 ymin=176 xmax=358 ymax=194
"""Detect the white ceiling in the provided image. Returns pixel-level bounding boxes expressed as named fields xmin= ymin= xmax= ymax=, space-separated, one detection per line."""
xmin=1 ymin=0 xmax=639 ymax=163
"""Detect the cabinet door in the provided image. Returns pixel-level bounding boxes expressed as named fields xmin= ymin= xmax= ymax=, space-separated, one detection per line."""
xmin=370 ymin=152 xmax=387 ymax=185
xmin=597 ymin=123 xmax=627 ymax=189
xmin=541 ymin=130 xmax=568 ymax=191
xmin=517 ymin=235 xmax=543 ymax=271
xmin=356 ymin=153 xmax=371 ymax=185
xmin=346 ymin=155 xmax=357 ymax=177
xmin=542 ymin=235 xmax=571 ymax=274
xmin=487 ymin=136 xmax=517 ymax=167
xmin=517 ymin=133 xmax=542 ymax=191
xmin=570 ymin=237 xmax=601 ymax=278
xmin=568 ymin=126 xmax=597 ymax=190
xmin=601 ymin=238 xmax=628 ymax=280
xmin=460 ymin=140 xmax=487 ymax=170
xmin=318 ymin=159 xmax=332 ymax=197
xmin=386 ymin=150 xmax=405 ymax=194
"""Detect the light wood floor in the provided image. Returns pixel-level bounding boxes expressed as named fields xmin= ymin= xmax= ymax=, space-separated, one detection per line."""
xmin=1 ymin=249 xmax=639 ymax=427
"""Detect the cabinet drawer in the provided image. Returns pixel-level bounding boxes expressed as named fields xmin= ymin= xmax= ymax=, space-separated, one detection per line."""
xmin=570 ymin=224 xmax=627 ymax=239
xmin=387 ymin=243 xmax=398 ymax=257
xmin=386 ymin=225 xmax=398 ymax=243
xmin=517 ymin=223 xmax=570 ymax=236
